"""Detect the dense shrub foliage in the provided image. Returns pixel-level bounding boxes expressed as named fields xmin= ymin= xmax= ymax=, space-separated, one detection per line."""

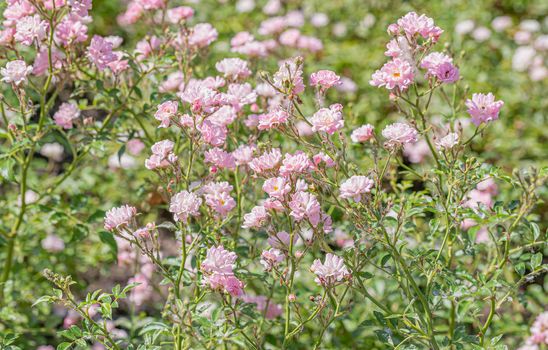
xmin=0 ymin=0 xmax=546 ymax=349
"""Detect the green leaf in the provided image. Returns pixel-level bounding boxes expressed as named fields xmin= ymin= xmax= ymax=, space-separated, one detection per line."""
xmin=99 ymin=231 xmax=118 ymax=259
xmin=514 ymin=262 xmax=526 ymax=276
xmin=531 ymin=253 xmax=542 ymax=269
xmin=32 ymin=295 xmax=53 ymax=307
xmin=0 ymin=158 xmax=16 ymax=182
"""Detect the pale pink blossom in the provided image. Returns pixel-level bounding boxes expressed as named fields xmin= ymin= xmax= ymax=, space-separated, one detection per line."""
xmin=289 ymin=191 xmax=321 ymax=226
xmin=107 ymin=52 xmax=129 ymax=74
xmin=154 ymin=101 xmax=178 ymax=128
xmin=215 ymin=58 xmax=251 ymax=80
xmin=128 ymin=274 xmax=152 ymax=306
xmin=145 ymin=140 xmax=177 ymax=169
xmin=249 ymin=148 xmax=282 ymax=174
xmin=279 ymin=28 xmax=301 ymax=47
xmin=403 ymin=139 xmax=430 ymax=163
xmin=258 ymin=16 xmax=286 ymax=35
xmin=382 ymin=123 xmax=418 ymax=148
xmin=202 ymin=182 xmax=236 ymax=217
xmin=188 ymin=23 xmax=218 ymax=48
xmin=370 ymin=58 xmax=415 ymax=91
xmin=138 ymin=0 xmax=165 ymax=10
xmin=104 ymin=205 xmax=137 ymax=231
xmin=40 ymin=143 xmax=64 ymax=162
xmin=339 ymin=176 xmax=374 ymax=202
xmin=87 ymin=35 xmax=117 ymax=71
xmin=351 ymin=124 xmax=374 ymax=143
xmin=198 ymin=120 xmax=227 ymax=147
xmin=436 ymin=132 xmax=459 ymax=149
xmin=310 ymin=253 xmax=350 ymax=287
xmin=420 ymin=53 xmax=460 ymax=83
xmin=1 ymin=60 xmax=32 ymax=86
xmin=257 ymin=110 xmax=289 ymax=130
xmin=202 ymin=245 xmax=237 ymax=275
xmin=55 ymin=17 xmax=88 ymax=46
xmin=310 ymin=70 xmax=341 ymax=92
xmin=465 ymin=93 xmax=504 ymax=126
xmin=273 ymin=57 xmax=304 ymax=95
xmin=242 ymin=295 xmax=282 ymax=319
xmin=169 ymin=190 xmax=202 ymax=222
xmin=279 ymin=151 xmax=312 ymax=176
xmin=476 ymin=178 xmax=498 ymax=196
xmin=53 ymin=102 xmax=80 ymax=129
xmin=260 ymin=248 xmax=284 ymax=271
xmin=204 ymin=147 xmax=235 ymax=170
xmin=0 ymin=27 xmax=16 ymax=46
xmin=33 ymin=48 xmax=64 ymax=76
xmin=395 ymin=12 xmax=443 ymax=42
xmin=41 ymin=235 xmax=65 ymax=253
xmin=242 ymin=205 xmax=269 ymax=229
xmin=464 ymin=189 xmax=494 ymax=210
xmin=263 ymin=177 xmax=291 ymax=199
xmin=529 ymin=312 xmax=548 ymax=345
xmin=166 ymin=6 xmax=194 ymax=23
xmin=310 ymin=103 xmax=344 ymax=134
xmin=135 ymin=36 xmax=161 ymax=60
xmin=160 ymin=71 xmax=184 ymax=92
xmin=232 ymin=144 xmax=256 ymax=166
xmin=312 ymin=152 xmax=335 ymax=168
xmin=15 ymin=14 xmax=48 ymax=46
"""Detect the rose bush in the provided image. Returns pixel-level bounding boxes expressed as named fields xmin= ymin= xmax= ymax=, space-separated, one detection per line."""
xmin=0 ymin=0 xmax=546 ymax=349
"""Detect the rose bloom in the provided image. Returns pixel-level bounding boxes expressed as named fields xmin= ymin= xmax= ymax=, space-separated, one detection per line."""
xmin=242 ymin=205 xmax=269 ymax=229
xmin=395 ymin=12 xmax=443 ymax=42
xmin=260 ymin=248 xmax=284 ymax=271
xmin=15 ymin=14 xmax=48 ymax=46
xmin=272 ymin=57 xmax=305 ymax=95
xmin=215 ymin=58 xmax=251 ymax=80
xmin=104 ymin=205 xmax=137 ymax=231
xmin=202 ymin=245 xmax=237 ymax=275
xmin=370 ymin=58 xmax=415 ymax=91
xmin=166 ymin=6 xmax=194 ymax=23
xmin=279 ymin=151 xmax=311 ymax=176
xmin=382 ymin=122 xmax=418 ymax=148
xmin=310 ymin=253 xmax=350 ymax=287
xmin=169 ymin=190 xmax=202 ymax=222
xmin=309 ymin=103 xmax=344 ymax=135
xmin=1 ymin=60 xmax=33 ymax=86
xmin=310 ymin=69 xmax=341 ymax=91
xmin=204 ymin=147 xmax=236 ymax=170
xmin=53 ymin=102 xmax=81 ymax=129
xmin=351 ymin=124 xmax=374 ymax=143
xmin=249 ymin=148 xmax=282 ymax=173
xmin=263 ymin=177 xmax=291 ymax=199
xmin=87 ymin=35 xmax=117 ymax=71
xmin=289 ymin=191 xmax=321 ymax=226
xmin=465 ymin=93 xmax=504 ymax=126
xmin=154 ymin=101 xmax=178 ymax=128
xmin=339 ymin=176 xmax=374 ymax=202
xmin=436 ymin=132 xmax=459 ymax=149
xmin=257 ymin=110 xmax=289 ymax=130
xmin=188 ymin=23 xmax=218 ymax=48
xmin=232 ymin=144 xmax=256 ymax=166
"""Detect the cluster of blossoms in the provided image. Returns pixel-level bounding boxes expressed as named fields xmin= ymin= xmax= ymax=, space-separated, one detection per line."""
xmin=201 ymin=246 xmax=244 ymax=297
xmin=370 ymin=12 xmax=459 ymax=92
xmin=7 ymin=0 xmax=537 ymax=347
xmin=518 ymin=312 xmax=548 ymax=349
